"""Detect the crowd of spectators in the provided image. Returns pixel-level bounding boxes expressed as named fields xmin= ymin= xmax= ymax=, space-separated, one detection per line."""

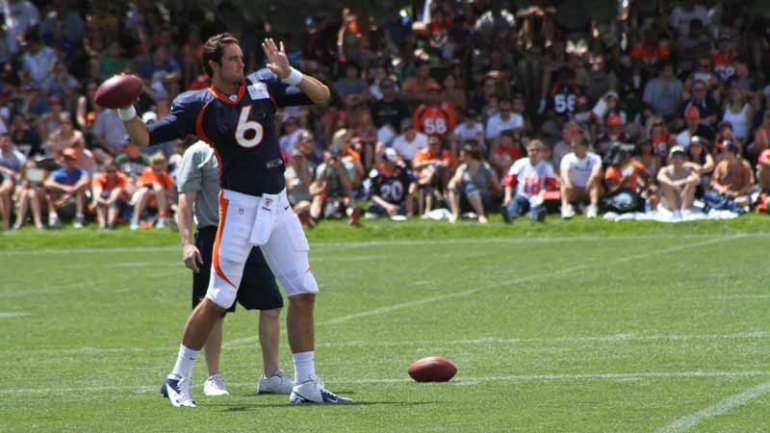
xmin=1 ymin=0 xmax=770 ymax=231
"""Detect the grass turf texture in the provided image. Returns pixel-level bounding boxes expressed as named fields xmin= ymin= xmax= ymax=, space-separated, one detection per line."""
xmin=2 ymin=216 xmax=769 ymax=433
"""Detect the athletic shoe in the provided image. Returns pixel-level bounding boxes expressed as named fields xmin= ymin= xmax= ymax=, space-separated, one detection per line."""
xmin=586 ymin=205 xmax=598 ymax=219
xmin=73 ymin=214 xmax=85 ymax=229
xmin=561 ymin=204 xmax=575 ymax=219
xmin=160 ymin=377 xmax=196 ymax=407
xmin=48 ymin=213 xmax=60 ymax=228
xmin=289 ymin=377 xmax=353 ymax=404
xmin=129 ymin=218 xmax=139 ymax=231
xmin=257 ymin=370 xmax=293 ymax=395
xmin=156 ymin=217 xmax=167 ymax=229
xmin=672 ymin=210 xmax=683 ymax=221
xmin=203 ymin=373 xmax=230 ymax=397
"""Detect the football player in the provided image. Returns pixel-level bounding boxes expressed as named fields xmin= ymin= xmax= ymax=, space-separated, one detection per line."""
xmin=120 ymin=34 xmax=350 ymax=406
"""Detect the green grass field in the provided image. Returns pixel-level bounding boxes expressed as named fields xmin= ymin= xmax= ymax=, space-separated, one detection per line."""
xmin=2 ymin=217 xmax=770 ymax=433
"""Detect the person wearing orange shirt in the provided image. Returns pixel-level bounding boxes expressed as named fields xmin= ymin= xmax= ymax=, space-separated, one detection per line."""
xmin=92 ymin=160 xmax=128 ymax=230
xmin=412 ymin=136 xmax=453 ymax=216
xmin=603 ymin=143 xmax=656 ymax=214
xmin=130 ymin=152 xmax=176 ymax=230
xmin=412 ymin=83 xmax=457 ymax=139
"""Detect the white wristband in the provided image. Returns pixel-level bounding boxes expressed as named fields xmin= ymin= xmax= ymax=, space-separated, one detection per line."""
xmin=282 ymin=67 xmax=304 ymax=86
xmin=117 ymin=105 xmax=137 ymax=121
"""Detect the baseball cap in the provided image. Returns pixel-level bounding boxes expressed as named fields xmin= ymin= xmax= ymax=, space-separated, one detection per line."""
xmin=669 ymin=145 xmax=686 ymax=158
xmin=62 ymin=148 xmax=77 ymax=159
xmin=400 ymin=118 xmax=414 ymax=131
xmin=690 ymin=135 xmax=704 ymax=146
xmin=685 ymin=106 xmax=701 ymax=121
xmin=290 ymin=148 xmax=304 ymax=158
xmin=382 ymin=147 xmax=398 ymax=162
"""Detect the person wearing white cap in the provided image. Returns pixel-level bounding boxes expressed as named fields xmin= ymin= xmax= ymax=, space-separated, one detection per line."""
xmin=657 ymin=145 xmax=701 ymax=220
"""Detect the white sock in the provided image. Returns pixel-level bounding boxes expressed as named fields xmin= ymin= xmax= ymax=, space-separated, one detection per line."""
xmin=169 ymin=344 xmax=200 ymax=380
xmin=292 ymin=351 xmax=315 ymax=384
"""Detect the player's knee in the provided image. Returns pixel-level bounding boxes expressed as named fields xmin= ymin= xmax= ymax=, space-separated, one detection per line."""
xmin=288 ymin=292 xmax=316 ymax=311
xmin=286 ymin=270 xmax=318 ymax=296
xmin=260 ymin=308 xmax=281 ymax=321
xmin=206 ymin=285 xmax=237 ymax=310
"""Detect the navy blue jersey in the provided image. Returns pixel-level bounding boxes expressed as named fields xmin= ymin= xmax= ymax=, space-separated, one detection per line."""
xmin=148 ymin=69 xmax=314 ymax=196
xmin=368 ymin=164 xmax=413 ymax=205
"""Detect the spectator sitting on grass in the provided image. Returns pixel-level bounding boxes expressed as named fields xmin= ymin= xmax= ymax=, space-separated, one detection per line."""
xmin=560 ymin=137 xmax=603 ymax=219
xmin=43 ymin=148 xmax=90 ymax=228
xmin=13 ymin=159 xmax=47 ymax=230
xmin=686 ymin=136 xmax=714 ymax=197
xmin=91 ymin=160 xmax=127 ymax=230
xmin=365 ymin=147 xmax=415 ymax=220
xmin=757 ymin=150 xmax=770 ymax=213
xmin=447 ymin=141 xmax=498 ymax=224
xmin=657 ymin=146 xmax=701 ymax=220
xmin=0 ymin=163 xmax=16 ymax=231
xmin=116 ymin=140 xmax=150 ymax=197
xmin=705 ymin=139 xmax=755 ymax=213
xmin=309 ymin=145 xmax=360 ymax=226
xmin=602 ymin=143 xmax=657 ymax=215
xmin=500 ymin=139 xmax=558 ymax=223
xmin=130 ymin=152 xmax=175 ymax=230
xmin=412 ymin=136 xmax=452 ymax=217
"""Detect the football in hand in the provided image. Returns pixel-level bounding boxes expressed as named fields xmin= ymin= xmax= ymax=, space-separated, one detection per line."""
xmin=95 ymin=74 xmax=143 ymax=109
xmin=408 ymin=356 xmax=457 ymax=382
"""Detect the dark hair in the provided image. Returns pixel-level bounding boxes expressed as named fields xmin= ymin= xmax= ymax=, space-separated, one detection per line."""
xmin=202 ymin=33 xmax=240 ymax=77
xmin=461 ymin=140 xmax=483 ymax=161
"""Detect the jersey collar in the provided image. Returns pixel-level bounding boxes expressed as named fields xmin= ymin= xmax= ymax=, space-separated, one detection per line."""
xmin=208 ymin=80 xmax=246 ymax=105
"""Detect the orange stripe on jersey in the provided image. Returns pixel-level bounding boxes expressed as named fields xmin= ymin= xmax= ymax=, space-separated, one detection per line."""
xmin=208 ymin=80 xmax=247 ymax=105
xmin=195 ymin=102 xmax=212 ymax=143
xmin=212 ymin=192 xmax=237 ymax=289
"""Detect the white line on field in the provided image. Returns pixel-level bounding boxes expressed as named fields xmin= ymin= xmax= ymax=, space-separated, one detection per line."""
xmin=11 ymin=331 xmax=770 ymax=357
xmin=5 ymin=370 xmax=769 ymax=396
xmin=709 ymin=294 xmax=770 ymax=300
xmin=652 ymin=380 xmax=770 ymax=433
xmin=0 ymin=312 xmax=30 ymax=318
xmin=2 ymin=233 xmax=766 ymax=256
xmin=317 ymin=235 xmax=745 ymax=327
xmin=313 ymin=331 xmax=770 ymax=349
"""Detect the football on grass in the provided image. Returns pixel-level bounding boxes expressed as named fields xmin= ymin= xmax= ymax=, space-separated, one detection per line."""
xmin=408 ymin=356 xmax=457 ymax=382
xmin=95 ymin=74 xmax=143 ymax=109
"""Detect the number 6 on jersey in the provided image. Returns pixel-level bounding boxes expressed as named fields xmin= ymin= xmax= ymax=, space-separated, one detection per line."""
xmin=235 ymin=106 xmax=264 ymax=148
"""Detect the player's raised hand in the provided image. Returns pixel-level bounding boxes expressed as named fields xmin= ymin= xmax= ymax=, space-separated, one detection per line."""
xmin=262 ymin=38 xmax=290 ymax=79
